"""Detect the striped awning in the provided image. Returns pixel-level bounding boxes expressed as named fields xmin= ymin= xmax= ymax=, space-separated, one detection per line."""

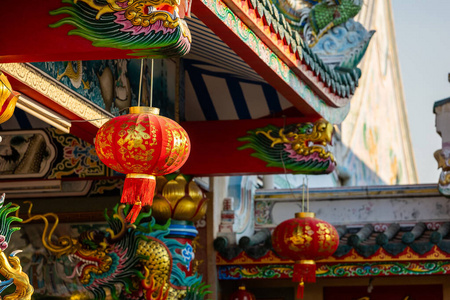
xmin=184 ymin=16 xmax=295 ymax=121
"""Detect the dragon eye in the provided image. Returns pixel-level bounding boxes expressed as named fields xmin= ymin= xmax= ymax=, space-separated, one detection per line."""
xmin=306 ymin=127 xmax=313 ymax=134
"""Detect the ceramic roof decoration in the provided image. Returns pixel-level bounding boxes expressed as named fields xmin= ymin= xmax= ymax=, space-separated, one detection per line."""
xmin=434 ymin=98 xmax=450 ymax=197
xmin=244 ymin=0 xmax=374 ymax=101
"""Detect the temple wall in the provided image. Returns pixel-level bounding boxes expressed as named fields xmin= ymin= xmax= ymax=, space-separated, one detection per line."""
xmin=338 ymin=0 xmax=417 ymax=185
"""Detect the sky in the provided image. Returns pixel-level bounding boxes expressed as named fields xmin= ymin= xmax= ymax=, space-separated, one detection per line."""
xmin=391 ymin=1 xmax=450 ymax=183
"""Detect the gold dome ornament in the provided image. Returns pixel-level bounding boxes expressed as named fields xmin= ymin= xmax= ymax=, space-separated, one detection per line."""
xmin=152 ymin=174 xmax=208 ymax=223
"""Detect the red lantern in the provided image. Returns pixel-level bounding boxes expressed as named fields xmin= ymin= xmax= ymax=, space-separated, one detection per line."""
xmin=95 ymin=106 xmax=190 ymax=223
xmin=272 ymin=212 xmax=339 ymax=299
xmin=229 ymin=286 xmax=256 ymax=300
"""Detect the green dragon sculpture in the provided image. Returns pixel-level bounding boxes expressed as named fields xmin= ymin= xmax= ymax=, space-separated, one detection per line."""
xmin=238 ymin=119 xmax=336 ymax=174
xmin=21 ymin=203 xmax=209 ymax=300
xmin=49 ymin=0 xmax=191 ymax=58
xmin=271 ymin=0 xmax=362 ymax=46
xmin=0 ymin=194 xmax=34 ymax=300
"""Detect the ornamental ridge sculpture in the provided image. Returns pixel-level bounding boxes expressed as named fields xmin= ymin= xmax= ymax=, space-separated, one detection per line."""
xmin=50 ymin=0 xmax=192 ymax=58
xmin=270 ymin=0 xmax=375 ymax=94
xmin=238 ymin=119 xmax=336 ymax=174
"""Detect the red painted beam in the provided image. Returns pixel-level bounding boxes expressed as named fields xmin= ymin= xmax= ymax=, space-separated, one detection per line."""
xmin=180 ymin=117 xmax=319 ymax=176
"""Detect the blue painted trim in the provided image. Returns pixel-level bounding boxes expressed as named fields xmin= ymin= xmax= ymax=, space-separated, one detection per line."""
xmin=186 ymin=67 xmax=219 ymax=120
xmin=185 ymin=60 xmax=265 ymax=84
xmin=262 ymin=84 xmax=282 ymax=113
xmin=226 ymin=78 xmax=251 ymax=119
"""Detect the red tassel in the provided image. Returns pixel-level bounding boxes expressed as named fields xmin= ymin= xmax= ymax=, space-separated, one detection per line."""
xmin=121 ymin=174 xmax=156 ymax=223
xmin=296 ymin=281 xmax=304 ymax=299
xmin=293 ymin=260 xmax=316 ymax=283
xmin=293 ymin=261 xmax=316 ymax=299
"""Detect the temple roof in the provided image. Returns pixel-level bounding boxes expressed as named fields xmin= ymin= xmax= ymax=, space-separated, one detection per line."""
xmin=215 ymin=220 xmax=450 ymax=263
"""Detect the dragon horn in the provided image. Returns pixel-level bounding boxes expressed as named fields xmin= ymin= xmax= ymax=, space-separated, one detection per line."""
xmin=106 ymin=205 xmax=136 ymax=243
xmin=20 ymin=203 xmax=75 ymax=257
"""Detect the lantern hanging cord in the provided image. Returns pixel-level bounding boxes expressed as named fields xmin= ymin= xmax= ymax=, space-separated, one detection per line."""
xmin=302 ymin=177 xmax=305 ymax=213
xmin=280 ymin=115 xmax=297 ymax=201
xmin=138 ymin=59 xmax=144 ymax=107
xmin=306 ymin=176 xmax=309 ymax=212
xmin=150 ymin=59 xmax=154 ymax=108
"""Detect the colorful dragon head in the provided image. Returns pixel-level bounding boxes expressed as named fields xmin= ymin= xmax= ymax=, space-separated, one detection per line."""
xmin=50 ymin=0 xmax=192 ymax=58
xmin=22 ymin=203 xmax=209 ymax=299
xmin=238 ymin=119 xmax=336 ymax=174
xmin=0 ymin=194 xmax=34 ymax=300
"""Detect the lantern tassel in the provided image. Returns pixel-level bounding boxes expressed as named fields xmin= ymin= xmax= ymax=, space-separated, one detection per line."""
xmin=296 ymin=281 xmax=304 ymax=299
xmin=121 ymin=174 xmax=156 ymax=223
xmin=293 ymin=260 xmax=316 ymax=283
xmin=292 ymin=260 xmax=316 ymax=299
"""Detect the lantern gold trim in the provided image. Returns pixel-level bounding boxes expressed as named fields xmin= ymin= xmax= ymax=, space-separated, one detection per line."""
xmin=297 ymin=260 xmax=315 ymax=265
xmin=295 ymin=212 xmax=315 ymax=218
xmin=130 ymin=106 xmax=160 ymax=115
xmin=126 ymin=174 xmax=156 ymax=180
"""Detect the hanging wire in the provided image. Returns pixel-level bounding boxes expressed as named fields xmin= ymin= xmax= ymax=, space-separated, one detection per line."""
xmin=280 ymin=116 xmax=297 ymax=198
xmin=137 ymin=59 xmax=144 ymax=107
xmin=302 ymin=177 xmax=305 ymax=213
xmin=306 ymin=176 xmax=309 ymax=212
xmin=279 ymin=115 xmax=308 ymax=213
xmin=150 ymin=59 xmax=154 ymax=107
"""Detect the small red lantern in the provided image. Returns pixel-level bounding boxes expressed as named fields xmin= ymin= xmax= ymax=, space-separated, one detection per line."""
xmin=95 ymin=106 xmax=190 ymax=223
xmin=229 ymin=286 xmax=256 ymax=300
xmin=272 ymin=212 xmax=339 ymax=299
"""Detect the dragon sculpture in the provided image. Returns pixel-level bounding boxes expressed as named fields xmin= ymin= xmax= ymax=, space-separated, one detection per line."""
xmin=271 ymin=0 xmax=374 ymax=78
xmin=272 ymin=0 xmax=362 ymax=45
xmin=238 ymin=119 xmax=336 ymax=174
xmin=21 ymin=203 xmax=209 ymax=300
xmin=49 ymin=0 xmax=191 ymax=58
xmin=0 ymin=194 xmax=34 ymax=300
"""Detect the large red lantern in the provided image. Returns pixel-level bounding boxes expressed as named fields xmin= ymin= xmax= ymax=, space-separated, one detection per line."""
xmin=272 ymin=212 xmax=339 ymax=299
xmin=95 ymin=106 xmax=190 ymax=223
xmin=229 ymin=286 xmax=256 ymax=300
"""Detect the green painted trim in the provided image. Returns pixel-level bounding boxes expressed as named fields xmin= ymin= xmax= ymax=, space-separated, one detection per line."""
xmin=218 ymin=261 xmax=450 ymax=280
